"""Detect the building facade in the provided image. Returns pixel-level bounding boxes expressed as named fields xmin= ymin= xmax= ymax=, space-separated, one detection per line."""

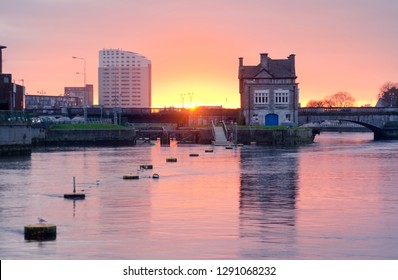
xmin=25 ymin=95 xmax=79 ymax=109
xmin=0 ymin=45 xmax=24 ymax=111
xmin=239 ymin=53 xmax=299 ymax=126
xmin=98 ymin=49 xmax=151 ymax=108
xmin=64 ymin=84 xmax=94 ymax=106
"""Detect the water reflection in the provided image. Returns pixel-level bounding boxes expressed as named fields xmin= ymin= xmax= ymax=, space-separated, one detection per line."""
xmin=239 ymin=147 xmax=298 ymax=259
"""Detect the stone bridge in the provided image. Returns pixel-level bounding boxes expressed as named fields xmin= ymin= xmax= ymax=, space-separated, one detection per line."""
xmin=298 ymin=107 xmax=398 ymax=140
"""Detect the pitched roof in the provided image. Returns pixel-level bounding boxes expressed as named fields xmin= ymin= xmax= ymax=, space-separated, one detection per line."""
xmin=239 ymin=58 xmax=296 ymax=79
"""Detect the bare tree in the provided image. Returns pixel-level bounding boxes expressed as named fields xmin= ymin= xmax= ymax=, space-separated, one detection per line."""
xmin=306 ymin=100 xmax=326 ymax=107
xmin=378 ymin=81 xmax=398 ymax=98
xmin=378 ymin=81 xmax=398 ymax=107
xmin=305 ymin=92 xmax=356 ymax=107
xmin=326 ymin=91 xmax=356 ymax=107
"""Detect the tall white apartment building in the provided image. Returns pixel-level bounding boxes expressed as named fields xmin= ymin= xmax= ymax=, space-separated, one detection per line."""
xmin=98 ymin=49 xmax=151 ymax=108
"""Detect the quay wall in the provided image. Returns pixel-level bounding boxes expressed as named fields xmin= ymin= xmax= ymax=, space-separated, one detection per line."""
xmin=39 ymin=129 xmax=136 ymax=146
xmin=0 ymin=125 xmax=32 ymax=156
xmin=236 ymin=127 xmax=314 ymax=145
xmin=194 ymin=127 xmax=314 ymax=145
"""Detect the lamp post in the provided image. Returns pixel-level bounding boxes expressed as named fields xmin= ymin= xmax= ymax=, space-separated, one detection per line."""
xmin=72 ymin=56 xmax=87 ymax=122
xmin=188 ymin=92 xmax=194 ymax=108
xmin=180 ymin=93 xmax=186 ymax=108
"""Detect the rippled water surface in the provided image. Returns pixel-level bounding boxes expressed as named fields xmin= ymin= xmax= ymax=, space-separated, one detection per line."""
xmin=1 ymin=132 xmax=397 ymax=259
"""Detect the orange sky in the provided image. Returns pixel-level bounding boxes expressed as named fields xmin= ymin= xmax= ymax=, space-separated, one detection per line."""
xmin=1 ymin=0 xmax=398 ymax=108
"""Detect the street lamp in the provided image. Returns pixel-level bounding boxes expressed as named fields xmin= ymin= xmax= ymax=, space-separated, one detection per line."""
xmin=72 ymin=56 xmax=87 ymax=122
xmin=188 ymin=92 xmax=194 ymax=108
xmin=180 ymin=93 xmax=186 ymax=108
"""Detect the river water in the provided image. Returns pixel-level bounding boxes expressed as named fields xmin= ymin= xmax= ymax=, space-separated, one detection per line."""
xmin=0 ymin=132 xmax=397 ymax=260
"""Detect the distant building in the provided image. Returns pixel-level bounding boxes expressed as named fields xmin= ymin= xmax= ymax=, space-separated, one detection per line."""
xmin=238 ymin=53 xmax=299 ymax=126
xmin=98 ymin=49 xmax=151 ymax=108
xmin=25 ymin=95 xmax=79 ymax=109
xmin=64 ymin=84 xmax=94 ymax=106
xmin=0 ymin=45 xmax=24 ymax=111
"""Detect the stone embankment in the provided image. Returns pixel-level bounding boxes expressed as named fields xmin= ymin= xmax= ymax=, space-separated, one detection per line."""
xmin=1 ymin=124 xmax=314 ymax=156
xmin=236 ymin=127 xmax=314 ymax=145
xmin=37 ymin=129 xmax=136 ymax=146
xmin=0 ymin=125 xmax=136 ymax=156
xmin=0 ymin=124 xmax=33 ymax=156
xmin=174 ymin=127 xmax=314 ymax=145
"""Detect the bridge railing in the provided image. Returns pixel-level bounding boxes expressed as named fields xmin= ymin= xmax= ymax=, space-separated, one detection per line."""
xmin=299 ymin=107 xmax=397 ymax=114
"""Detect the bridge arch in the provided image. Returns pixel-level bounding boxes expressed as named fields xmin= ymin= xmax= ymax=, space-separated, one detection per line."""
xmin=338 ymin=119 xmax=382 ymax=133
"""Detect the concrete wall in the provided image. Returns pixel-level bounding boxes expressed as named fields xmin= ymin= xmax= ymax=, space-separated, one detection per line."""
xmin=0 ymin=124 xmax=32 ymax=145
xmin=236 ymin=128 xmax=313 ymax=145
xmin=0 ymin=125 xmax=32 ymax=155
xmin=195 ymin=127 xmax=313 ymax=146
xmin=42 ymin=129 xmax=136 ymax=145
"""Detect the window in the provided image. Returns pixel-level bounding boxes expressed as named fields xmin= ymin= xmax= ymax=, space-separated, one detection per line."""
xmin=274 ymin=90 xmax=289 ymax=104
xmin=254 ymin=90 xmax=269 ymax=104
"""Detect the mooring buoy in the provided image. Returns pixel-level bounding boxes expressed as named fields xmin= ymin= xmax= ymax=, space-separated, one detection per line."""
xmin=152 ymin=173 xmax=160 ymax=179
xmin=189 ymin=153 xmax=199 ymax=157
xmin=123 ymin=175 xmax=139 ymax=180
xmin=140 ymin=164 xmax=153 ymax=170
xmin=64 ymin=176 xmax=86 ymax=200
xmin=24 ymin=223 xmax=57 ymax=241
xmin=166 ymin=158 xmax=177 ymax=162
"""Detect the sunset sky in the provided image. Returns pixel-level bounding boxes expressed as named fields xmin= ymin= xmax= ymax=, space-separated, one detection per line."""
xmin=1 ymin=0 xmax=398 ymax=108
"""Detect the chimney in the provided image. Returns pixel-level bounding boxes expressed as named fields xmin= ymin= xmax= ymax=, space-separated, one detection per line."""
xmin=239 ymin=57 xmax=243 ymax=67
xmin=288 ymin=54 xmax=296 ymax=75
xmin=260 ymin=53 xmax=269 ymax=70
xmin=0 ymin=45 xmax=6 ymax=74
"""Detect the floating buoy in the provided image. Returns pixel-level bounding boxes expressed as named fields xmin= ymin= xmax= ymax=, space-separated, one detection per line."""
xmin=152 ymin=173 xmax=160 ymax=179
xmin=64 ymin=176 xmax=86 ymax=200
xmin=140 ymin=164 xmax=153 ymax=170
xmin=166 ymin=158 xmax=177 ymax=162
xmin=24 ymin=223 xmax=57 ymax=241
xmin=123 ymin=175 xmax=139 ymax=180
xmin=205 ymin=149 xmax=213 ymax=153
xmin=64 ymin=193 xmax=85 ymax=199
xmin=189 ymin=153 xmax=199 ymax=157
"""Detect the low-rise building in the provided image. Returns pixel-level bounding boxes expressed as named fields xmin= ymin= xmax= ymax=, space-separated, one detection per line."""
xmin=239 ymin=53 xmax=299 ymax=126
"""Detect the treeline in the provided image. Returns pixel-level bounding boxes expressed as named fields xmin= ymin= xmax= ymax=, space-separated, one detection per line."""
xmin=306 ymin=81 xmax=398 ymax=107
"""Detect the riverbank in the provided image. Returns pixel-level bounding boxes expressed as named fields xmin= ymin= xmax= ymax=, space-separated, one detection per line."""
xmin=1 ymin=124 xmax=315 ymax=156
xmin=35 ymin=128 xmax=136 ymax=146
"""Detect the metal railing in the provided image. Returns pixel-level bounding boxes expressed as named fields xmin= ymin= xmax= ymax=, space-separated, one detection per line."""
xmin=0 ymin=110 xmax=30 ymax=124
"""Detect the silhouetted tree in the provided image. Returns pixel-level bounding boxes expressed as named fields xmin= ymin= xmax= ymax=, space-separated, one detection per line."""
xmin=305 ymin=92 xmax=355 ymax=107
xmin=377 ymin=81 xmax=398 ymax=107
xmin=306 ymin=100 xmax=326 ymax=107
xmin=326 ymin=91 xmax=356 ymax=107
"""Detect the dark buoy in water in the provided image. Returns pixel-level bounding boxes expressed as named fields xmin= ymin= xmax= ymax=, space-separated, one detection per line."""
xmin=123 ymin=175 xmax=139 ymax=179
xmin=166 ymin=158 xmax=177 ymax=162
xmin=64 ymin=177 xmax=85 ymax=199
xmin=152 ymin=173 xmax=160 ymax=179
xmin=140 ymin=164 xmax=153 ymax=170
xmin=205 ymin=149 xmax=213 ymax=153
xmin=189 ymin=153 xmax=199 ymax=157
xmin=24 ymin=218 xmax=56 ymax=241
